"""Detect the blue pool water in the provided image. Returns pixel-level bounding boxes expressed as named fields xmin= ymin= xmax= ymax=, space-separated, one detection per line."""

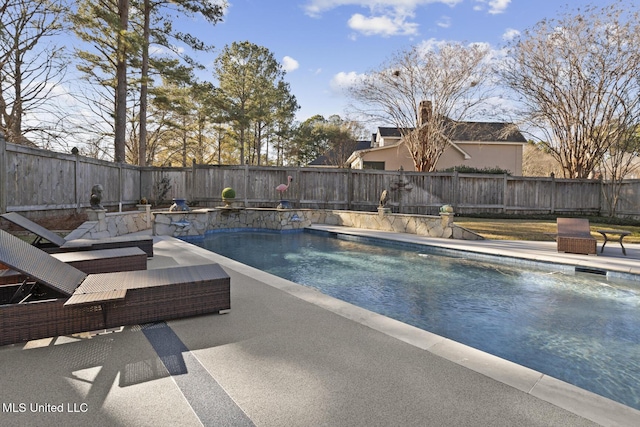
xmin=192 ymin=230 xmax=640 ymax=410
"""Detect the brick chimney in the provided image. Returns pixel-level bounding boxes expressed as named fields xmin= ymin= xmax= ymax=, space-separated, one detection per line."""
xmin=418 ymin=100 xmax=432 ymax=127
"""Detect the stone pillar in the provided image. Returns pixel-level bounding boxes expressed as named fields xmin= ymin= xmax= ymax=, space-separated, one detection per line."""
xmin=378 ymin=206 xmax=391 ymax=217
xmin=440 ymin=212 xmax=454 ymax=227
xmin=440 ymin=212 xmax=454 ymax=238
xmin=87 ymin=209 xmax=107 ymax=223
xmin=137 ymin=204 xmax=152 ymax=227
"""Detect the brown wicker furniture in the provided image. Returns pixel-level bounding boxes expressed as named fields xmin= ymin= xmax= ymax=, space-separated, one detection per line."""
xmin=556 ymin=218 xmax=597 ymax=255
xmin=0 ymin=230 xmax=230 ymax=346
xmin=0 ymin=247 xmax=147 ymax=285
xmin=0 ymin=212 xmax=154 ymax=257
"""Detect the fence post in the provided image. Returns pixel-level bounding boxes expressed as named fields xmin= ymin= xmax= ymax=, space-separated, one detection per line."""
xmin=243 ymin=163 xmax=249 ymax=207
xmin=503 ymin=173 xmax=508 ymax=213
xmin=118 ymin=162 xmax=123 ymax=212
xmin=139 ymin=166 xmax=143 ymax=205
xmin=398 ymin=168 xmax=404 ymax=213
xmin=550 ymin=173 xmax=556 ymax=214
xmin=347 ymin=168 xmax=353 ymax=210
xmin=453 ymin=170 xmax=459 ymax=211
xmin=296 ymin=166 xmax=302 ymax=208
xmin=74 ymin=149 xmax=80 ymax=212
xmin=598 ymin=176 xmax=604 ymax=216
xmin=191 ymin=159 xmax=196 ymax=204
xmin=0 ymin=132 xmax=6 ymax=213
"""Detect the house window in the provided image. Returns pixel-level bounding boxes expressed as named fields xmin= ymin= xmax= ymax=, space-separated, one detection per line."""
xmin=363 ymin=161 xmax=385 ymax=170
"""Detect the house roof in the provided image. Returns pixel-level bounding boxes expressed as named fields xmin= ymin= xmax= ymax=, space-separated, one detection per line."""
xmin=377 ymin=121 xmax=526 ymax=144
xmin=377 ymin=127 xmax=404 ymax=138
xmin=448 ymin=121 xmax=527 ymax=143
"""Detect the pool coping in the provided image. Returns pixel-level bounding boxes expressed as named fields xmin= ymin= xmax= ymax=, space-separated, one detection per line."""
xmin=187 ymin=225 xmax=640 ymax=426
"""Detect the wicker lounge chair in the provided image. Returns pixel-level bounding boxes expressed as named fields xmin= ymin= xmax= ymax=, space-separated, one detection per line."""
xmin=556 ymin=218 xmax=597 ymax=255
xmin=0 ymin=246 xmax=147 ymax=285
xmin=0 ymin=212 xmax=153 ymax=257
xmin=0 ymin=229 xmax=230 ymax=346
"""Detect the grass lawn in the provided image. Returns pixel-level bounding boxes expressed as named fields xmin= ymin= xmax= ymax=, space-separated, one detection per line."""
xmin=455 ymin=217 xmax=640 ymax=244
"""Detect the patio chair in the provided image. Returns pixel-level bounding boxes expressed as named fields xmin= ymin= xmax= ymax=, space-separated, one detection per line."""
xmin=0 ymin=246 xmax=147 ymax=285
xmin=0 ymin=229 xmax=230 ymax=346
xmin=1 ymin=212 xmax=153 ymax=257
xmin=556 ymin=218 xmax=597 ymax=255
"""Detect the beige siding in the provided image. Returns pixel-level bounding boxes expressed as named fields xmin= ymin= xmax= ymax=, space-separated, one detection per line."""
xmin=358 ymin=144 xmax=414 ymax=171
xmin=438 ymin=142 xmax=523 ymax=175
xmin=356 ymin=141 xmax=524 ymax=174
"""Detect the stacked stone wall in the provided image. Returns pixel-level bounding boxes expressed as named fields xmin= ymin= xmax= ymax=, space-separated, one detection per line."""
xmin=66 ymin=208 xmax=483 ymax=241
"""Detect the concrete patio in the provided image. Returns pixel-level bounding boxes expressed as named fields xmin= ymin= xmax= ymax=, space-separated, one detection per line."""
xmin=1 ymin=227 xmax=639 ymax=426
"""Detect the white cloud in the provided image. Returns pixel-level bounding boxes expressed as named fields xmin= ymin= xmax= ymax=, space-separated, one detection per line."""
xmin=348 ymin=13 xmax=418 ymax=37
xmin=488 ymin=0 xmax=511 ymax=14
xmin=502 ymin=28 xmax=520 ymax=41
xmin=436 ymin=16 xmax=451 ymax=28
xmin=304 ymin=0 xmax=462 ymax=17
xmin=282 ymin=56 xmax=300 ymax=72
xmin=303 ymin=0 xmax=463 ymax=37
xmin=474 ymin=0 xmax=511 ymax=15
xmin=330 ymin=71 xmax=363 ymax=93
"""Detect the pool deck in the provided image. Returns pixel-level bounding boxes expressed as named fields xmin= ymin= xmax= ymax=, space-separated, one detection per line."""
xmin=1 ymin=225 xmax=639 ymax=426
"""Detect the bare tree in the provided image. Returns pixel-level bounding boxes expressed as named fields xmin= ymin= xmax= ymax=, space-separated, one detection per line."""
xmin=501 ymin=2 xmax=640 ymax=179
xmin=599 ymin=125 xmax=640 ymax=216
xmin=348 ymin=41 xmax=494 ymax=172
xmin=0 ymin=0 xmax=68 ymax=145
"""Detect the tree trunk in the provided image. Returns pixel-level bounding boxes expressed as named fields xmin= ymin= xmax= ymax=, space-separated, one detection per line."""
xmin=114 ymin=0 xmax=129 ymax=163
xmin=138 ymin=0 xmax=150 ymax=166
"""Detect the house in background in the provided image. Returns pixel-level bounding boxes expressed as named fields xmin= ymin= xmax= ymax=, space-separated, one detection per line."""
xmin=343 ymin=101 xmax=527 ymax=175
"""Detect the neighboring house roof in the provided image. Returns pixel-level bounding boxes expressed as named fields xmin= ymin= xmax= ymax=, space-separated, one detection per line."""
xmin=447 ymin=121 xmax=527 ymax=143
xmin=344 ymin=141 xmax=399 ymax=168
xmin=377 ymin=127 xmax=403 ymax=138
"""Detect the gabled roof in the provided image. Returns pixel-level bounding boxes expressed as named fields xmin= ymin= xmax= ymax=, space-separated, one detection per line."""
xmin=345 ymin=140 xmax=404 ymax=165
xmin=378 ymin=121 xmax=526 ymax=144
xmin=377 ymin=127 xmax=404 ymax=138
xmin=447 ymin=121 xmax=527 ymax=143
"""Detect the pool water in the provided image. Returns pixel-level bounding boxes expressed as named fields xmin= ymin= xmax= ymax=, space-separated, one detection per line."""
xmin=192 ymin=230 xmax=640 ymax=410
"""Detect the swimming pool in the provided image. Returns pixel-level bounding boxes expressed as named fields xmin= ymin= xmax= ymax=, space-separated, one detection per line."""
xmin=191 ymin=229 xmax=640 ymax=410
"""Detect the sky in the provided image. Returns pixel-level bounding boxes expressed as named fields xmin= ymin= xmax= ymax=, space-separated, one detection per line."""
xmin=130 ymin=0 xmax=631 ymax=129
xmin=176 ymin=0 xmax=611 ymax=126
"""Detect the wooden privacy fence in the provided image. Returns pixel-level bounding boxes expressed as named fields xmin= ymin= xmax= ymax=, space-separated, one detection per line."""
xmin=1 ymin=137 xmax=639 ymax=218
xmin=1 ymin=140 xmax=140 ymax=213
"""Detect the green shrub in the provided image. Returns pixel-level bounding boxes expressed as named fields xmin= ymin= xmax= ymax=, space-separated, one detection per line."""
xmin=221 ymin=187 xmax=236 ymax=199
